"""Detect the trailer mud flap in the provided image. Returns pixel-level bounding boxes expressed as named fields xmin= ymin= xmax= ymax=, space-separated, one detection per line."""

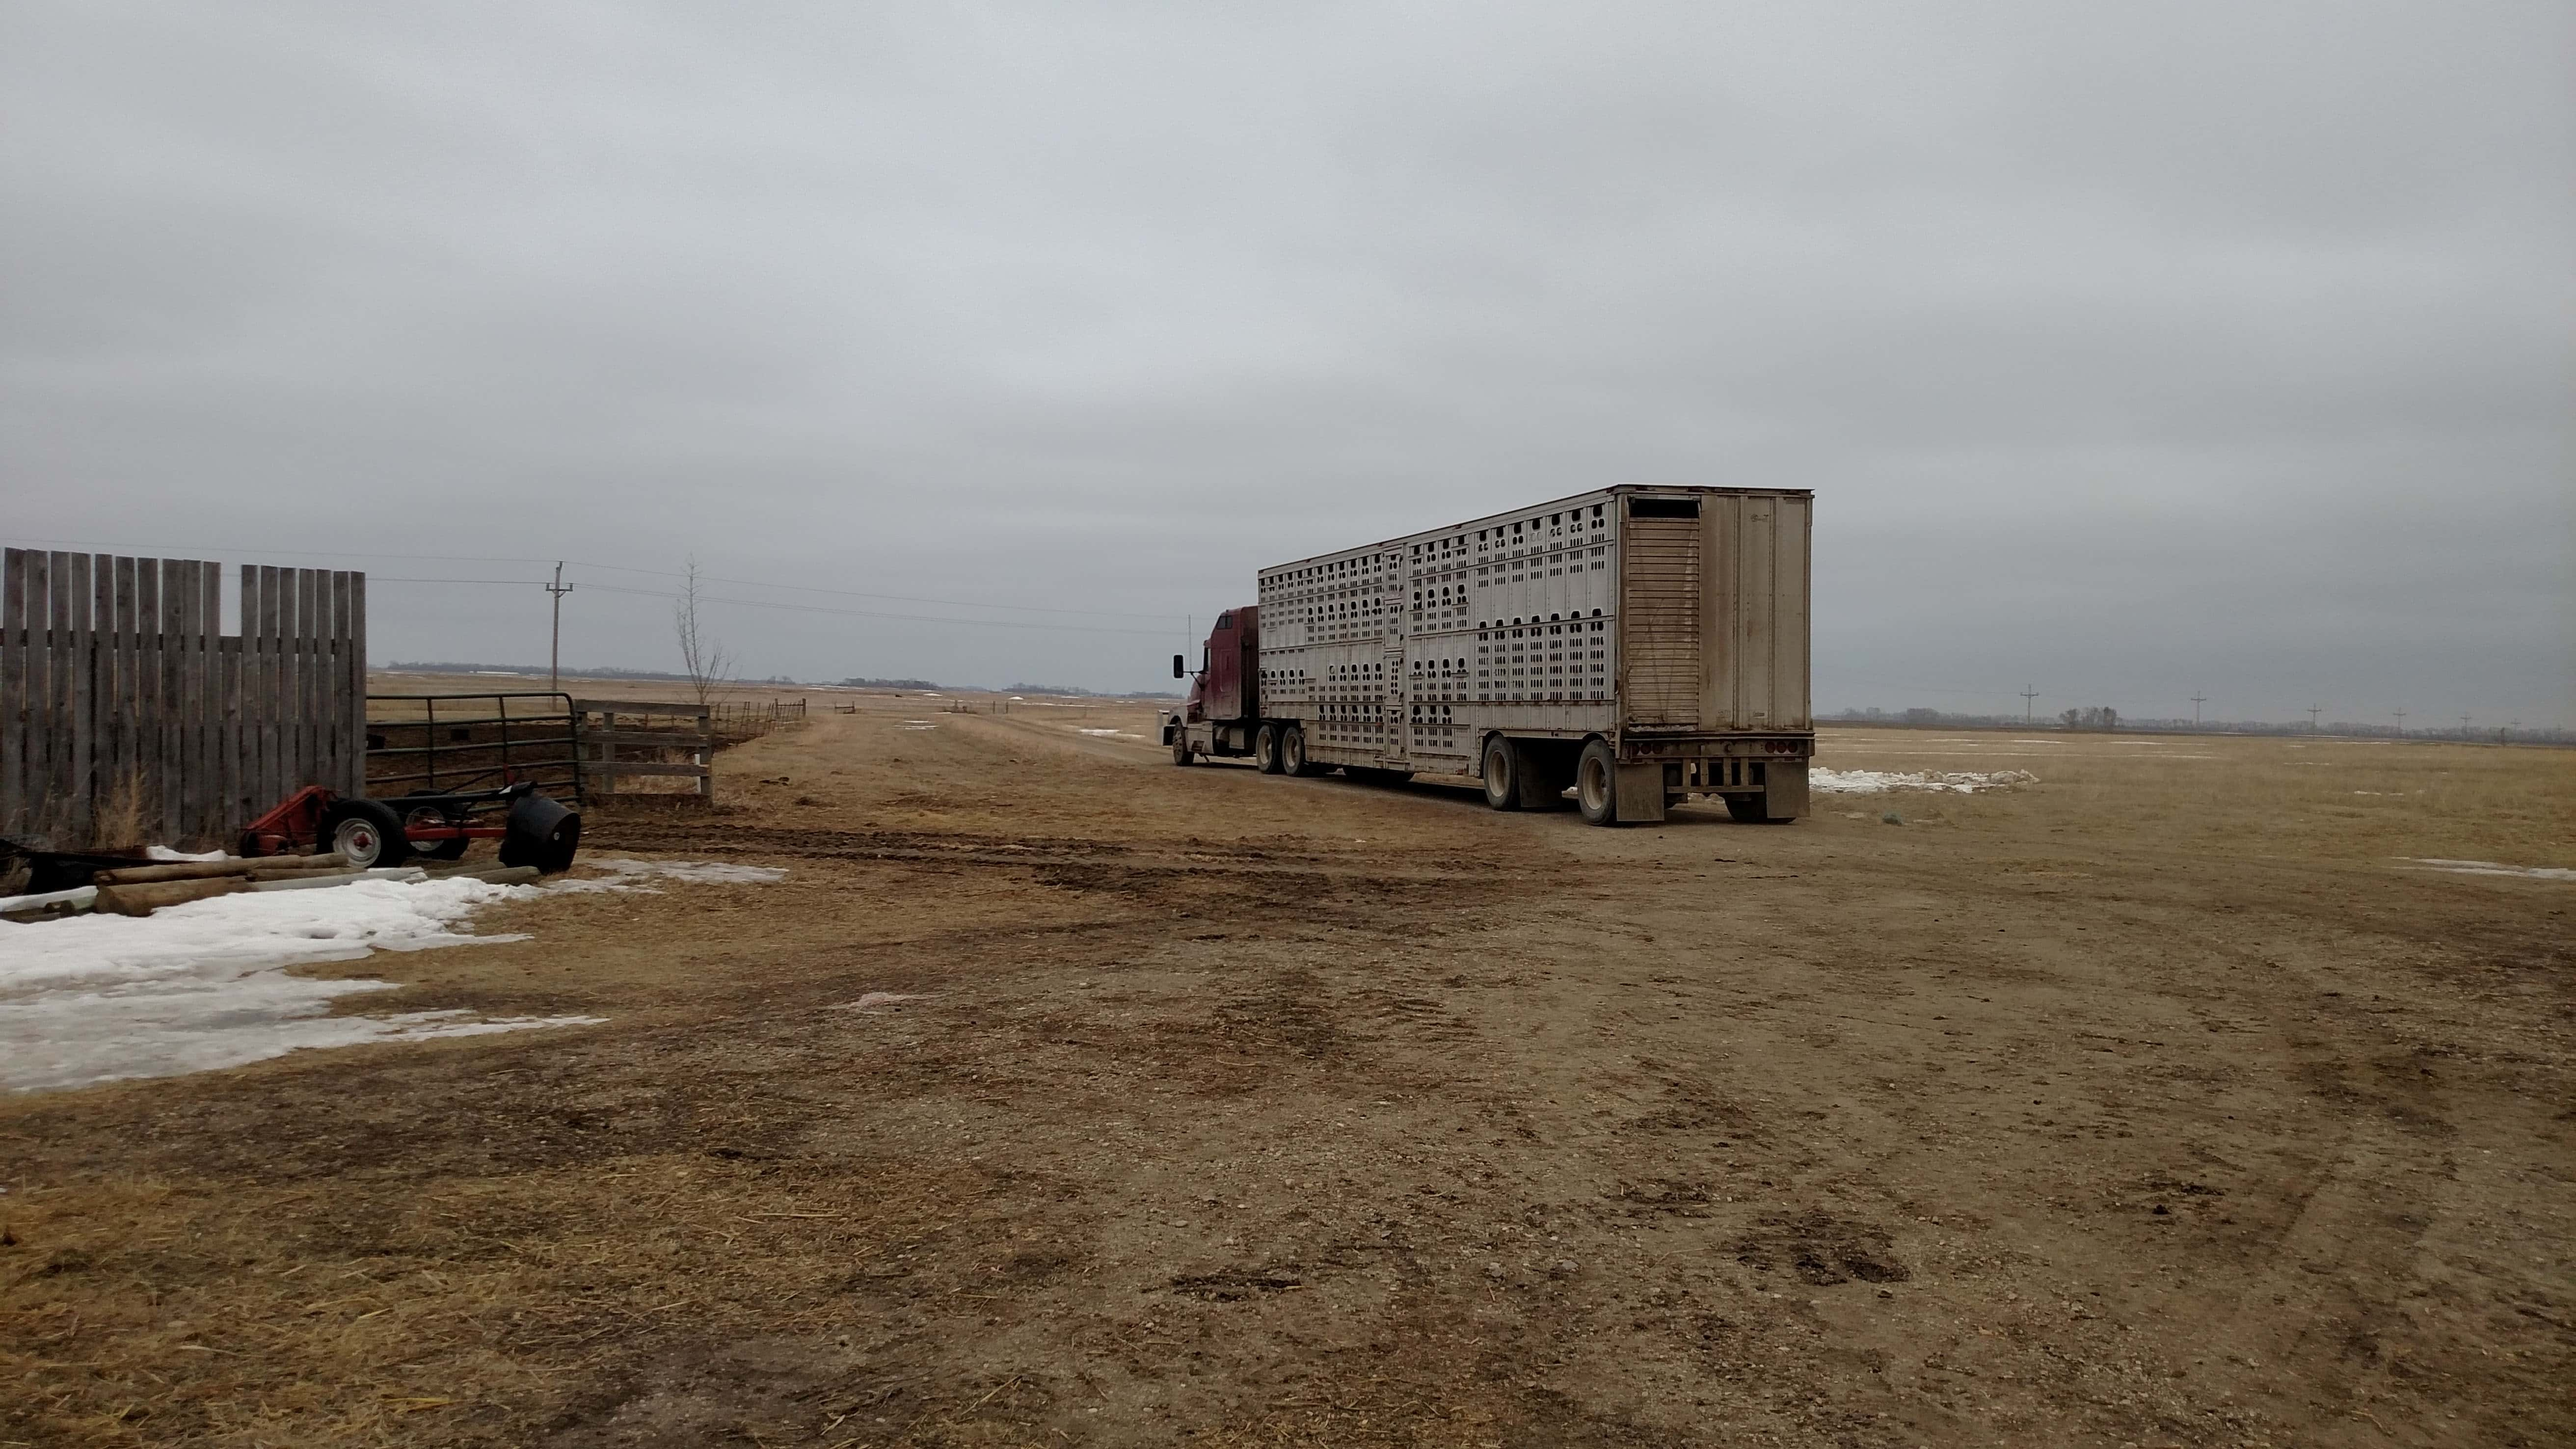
xmin=1614 ymin=764 xmax=1667 ymax=823
xmin=1763 ymin=760 xmax=1808 ymax=821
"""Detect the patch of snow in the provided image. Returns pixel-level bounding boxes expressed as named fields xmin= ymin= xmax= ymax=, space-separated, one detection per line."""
xmin=0 ymin=876 xmax=597 ymax=1094
xmin=837 ymin=992 xmax=927 ymax=1011
xmin=542 ymin=858 xmax=788 ymax=895
xmin=1811 ymin=767 xmax=2038 ymax=794
xmin=1074 ymin=727 xmax=1142 ymax=739
xmin=146 ymin=845 xmax=233 ymax=862
xmin=2398 ymin=859 xmax=2576 ymax=883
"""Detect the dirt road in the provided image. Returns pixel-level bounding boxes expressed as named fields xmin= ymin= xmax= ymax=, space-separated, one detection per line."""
xmin=5 ymin=697 xmax=2571 ymax=1447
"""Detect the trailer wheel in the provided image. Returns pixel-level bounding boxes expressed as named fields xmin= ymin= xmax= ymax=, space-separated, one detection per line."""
xmin=1576 ymin=739 xmax=1619 ymax=826
xmin=1254 ymin=723 xmax=1283 ymax=774
xmin=1280 ymin=725 xmax=1321 ymax=777
xmin=321 ymin=798 xmax=411 ymax=869
xmin=1481 ymin=737 xmax=1521 ymax=810
xmin=403 ymin=805 xmax=470 ymax=861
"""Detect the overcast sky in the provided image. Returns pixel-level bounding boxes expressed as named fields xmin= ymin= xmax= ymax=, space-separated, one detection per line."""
xmin=6 ymin=1 xmax=2570 ymax=724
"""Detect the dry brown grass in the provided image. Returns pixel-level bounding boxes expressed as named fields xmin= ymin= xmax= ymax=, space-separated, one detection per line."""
xmin=1817 ymin=726 xmax=2576 ymax=867
xmin=5 ymin=703 xmax=2569 ymax=1447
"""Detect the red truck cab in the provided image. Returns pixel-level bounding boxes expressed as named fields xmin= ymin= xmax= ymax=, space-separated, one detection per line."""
xmin=1160 ymin=606 xmax=1260 ymax=762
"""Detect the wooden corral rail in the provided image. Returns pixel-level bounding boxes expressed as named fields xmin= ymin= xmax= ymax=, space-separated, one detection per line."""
xmin=574 ymin=700 xmax=714 ymax=798
xmin=1 ymin=549 xmax=366 ymax=850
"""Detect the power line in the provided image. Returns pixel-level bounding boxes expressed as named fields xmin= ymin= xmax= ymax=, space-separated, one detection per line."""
xmin=339 ymin=574 xmax=1182 ymax=637
xmin=1 ymin=534 xmax=1186 ymax=623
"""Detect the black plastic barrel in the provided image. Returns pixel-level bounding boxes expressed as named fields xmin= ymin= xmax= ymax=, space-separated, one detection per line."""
xmin=498 ymin=791 xmax=582 ymax=874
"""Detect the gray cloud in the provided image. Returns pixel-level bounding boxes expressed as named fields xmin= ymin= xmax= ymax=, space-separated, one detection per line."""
xmin=5 ymin=0 xmax=2569 ymax=723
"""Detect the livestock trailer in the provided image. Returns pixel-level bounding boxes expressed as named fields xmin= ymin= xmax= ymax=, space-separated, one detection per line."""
xmin=1162 ymin=484 xmax=1813 ymax=825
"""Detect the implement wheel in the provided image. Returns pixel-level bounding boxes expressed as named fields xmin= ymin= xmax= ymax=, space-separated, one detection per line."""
xmin=321 ymin=798 xmax=410 ymax=869
xmin=403 ymin=805 xmax=470 ymax=861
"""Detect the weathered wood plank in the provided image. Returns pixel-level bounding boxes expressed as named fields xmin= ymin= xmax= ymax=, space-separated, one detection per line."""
xmin=257 ymin=565 xmax=282 ymax=810
xmin=231 ymin=569 xmax=254 ymax=829
xmin=174 ymin=560 xmax=203 ymax=846
xmin=197 ymin=562 xmax=221 ymax=842
xmin=134 ymin=558 xmax=161 ymax=852
xmin=310 ymin=571 xmax=333 ymax=797
xmin=159 ymin=559 xmax=185 ymax=838
xmin=584 ymin=760 xmax=713 ymax=778
xmin=44 ymin=553 xmax=71 ymax=843
xmin=92 ymin=556 xmax=118 ymax=839
xmin=109 ymin=556 xmax=134 ymax=817
xmin=329 ymin=571 xmax=353 ymax=793
xmin=570 ymin=698 xmax=713 ymax=719
xmin=295 ymin=566 xmax=319 ymax=793
xmin=0 ymin=550 xmax=24 ymax=839
xmin=66 ymin=554 xmax=94 ymax=844
xmin=577 ymin=727 xmax=725 ymax=748
xmin=346 ymin=571 xmax=367 ymax=795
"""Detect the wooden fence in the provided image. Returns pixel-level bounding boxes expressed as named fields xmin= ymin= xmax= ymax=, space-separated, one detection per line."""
xmin=574 ymin=700 xmax=714 ymax=797
xmin=0 ymin=549 xmax=366 ymax=850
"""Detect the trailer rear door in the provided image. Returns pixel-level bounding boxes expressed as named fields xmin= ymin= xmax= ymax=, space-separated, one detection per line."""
xmin=1619 ymin=496 xmax=1705 ymax=727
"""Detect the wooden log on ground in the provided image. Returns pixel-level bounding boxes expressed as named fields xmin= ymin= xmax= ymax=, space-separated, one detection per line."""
xmin=91 ymin=859 xmax=253 ymax=886
xmin=247 ymin=866 xmax=425 ymax=891
xmin=92 ymin=852 xmax=350 ymax=886
xmin=94 ymin=877 xmax=252 ymax=916
xmin=430 ymin=863 xmax=540 ymax=886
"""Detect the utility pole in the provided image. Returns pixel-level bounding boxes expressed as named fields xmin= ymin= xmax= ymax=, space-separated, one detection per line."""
xmin=2020 ymin=685 xmax=2038 ymax=724
xmin=2459 ymin=714 xmax=2472 ymax=738
xmin=2308 ymin=704 xmax=2323 ymax=732
xmin=2191 ymin=692 xmax=2207 ymax=726
xmin=545 ymin=561 xmax=574 ymax=693
xmin=2392 ymin=709 xmax=2406 ymax=737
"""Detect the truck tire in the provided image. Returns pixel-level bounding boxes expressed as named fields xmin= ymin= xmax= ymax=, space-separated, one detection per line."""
xmin=320 ymin=798 xmax=411 ymax=869
xmin=1281 ymin=724 xmax=1323 ymax=777
xmin=1481 ymin=737 xmax=1521 ymax=810
xmin=1576 ymin=739 xmax=1619 ymax=826
xmin=1254 ymin=723 xmax=1283 ymax=774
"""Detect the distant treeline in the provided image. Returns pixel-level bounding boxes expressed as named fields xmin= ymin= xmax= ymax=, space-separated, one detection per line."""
xmin=1827 ymin=706 xmax=2572 ymax=745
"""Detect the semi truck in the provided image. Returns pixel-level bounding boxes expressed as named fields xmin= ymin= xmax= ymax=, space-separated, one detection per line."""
xmin=1159 ymin=484 xmax=1813 ymax=826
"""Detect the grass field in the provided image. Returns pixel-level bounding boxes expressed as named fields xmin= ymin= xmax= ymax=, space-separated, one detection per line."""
xmin=4 ymin=689 xmax=2570 ymax=1447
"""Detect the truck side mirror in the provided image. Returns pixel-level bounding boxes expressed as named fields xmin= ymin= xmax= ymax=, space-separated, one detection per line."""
xmin=1172 ymin=653 xmax=1185 ymax=679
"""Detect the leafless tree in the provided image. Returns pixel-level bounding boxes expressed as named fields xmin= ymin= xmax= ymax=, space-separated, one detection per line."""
xmin=674 ymin=556 xmax=734 ymax=708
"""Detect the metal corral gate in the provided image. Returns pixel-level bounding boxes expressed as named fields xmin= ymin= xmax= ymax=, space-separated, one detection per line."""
xmin=364 ymin=692 xmax=585 ymax=804
xmin=0 ymin=549 xmax=366 ymax=850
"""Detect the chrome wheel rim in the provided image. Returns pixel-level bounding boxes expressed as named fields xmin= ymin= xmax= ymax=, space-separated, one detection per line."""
xmin=1580 ymin=757 xmax=1610 ymax=815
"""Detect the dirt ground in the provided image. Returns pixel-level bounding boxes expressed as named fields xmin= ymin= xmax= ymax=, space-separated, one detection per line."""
xmin=5 ymin=689 xmax=2571 ymax=1447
